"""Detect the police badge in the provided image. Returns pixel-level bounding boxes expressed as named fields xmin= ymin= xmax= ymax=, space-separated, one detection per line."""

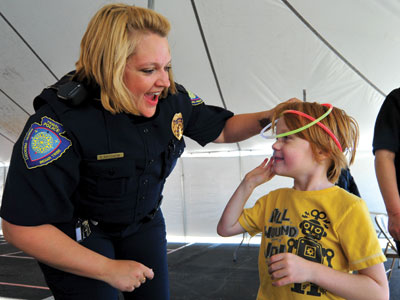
xmin=171 ymin=113 xmax=184 ymax=140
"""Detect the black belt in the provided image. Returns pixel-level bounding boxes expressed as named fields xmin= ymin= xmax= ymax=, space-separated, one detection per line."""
xmin=86 ymin=196 xmax=164 ymax=232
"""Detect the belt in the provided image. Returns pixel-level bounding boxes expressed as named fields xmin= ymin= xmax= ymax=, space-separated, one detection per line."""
xmin=90 ymin=195 xmax=164 ymax=231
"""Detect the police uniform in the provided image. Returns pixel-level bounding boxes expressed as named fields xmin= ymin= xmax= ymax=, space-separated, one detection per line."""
xmin=0 ymin=72 xmax=233 ymax=300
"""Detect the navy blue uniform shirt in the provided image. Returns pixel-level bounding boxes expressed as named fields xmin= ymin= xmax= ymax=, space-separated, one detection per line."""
xmin=0 ymin=80 xmax=233 ymax=227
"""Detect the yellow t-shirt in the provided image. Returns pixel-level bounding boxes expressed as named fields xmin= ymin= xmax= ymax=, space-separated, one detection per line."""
xmin=239 ymin=186 xmax=385 ymax=300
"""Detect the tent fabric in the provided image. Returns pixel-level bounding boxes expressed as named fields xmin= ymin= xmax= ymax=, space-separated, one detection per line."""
xmin=1 ymin=0 xmax=400 ymax=240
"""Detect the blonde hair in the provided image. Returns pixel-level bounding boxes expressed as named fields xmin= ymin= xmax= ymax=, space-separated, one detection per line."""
xmin=271 ymin=102 xmax=359 ymax=183
xmin=73 ymin=3 xmax=176 ymax=114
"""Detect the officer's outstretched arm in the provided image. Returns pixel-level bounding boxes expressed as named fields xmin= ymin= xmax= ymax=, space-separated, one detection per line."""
xmin=213 ymin=98 xmax=300 ymax=143
xmin=214 ymin=110 xmax=272 ymax=143
xmin=1 ymin=219 xmax=154 ymax=291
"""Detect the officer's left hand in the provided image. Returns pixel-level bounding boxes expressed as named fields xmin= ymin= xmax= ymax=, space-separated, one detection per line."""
xmin=272 ymin=97 xmax=302 ymax=111
xmin=267 ymin=253 xmax=313 ymax=286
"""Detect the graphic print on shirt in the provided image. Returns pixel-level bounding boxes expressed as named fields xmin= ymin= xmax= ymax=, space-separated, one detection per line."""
xmin=264 ymin=208 xmax=334 ymax=297
xmin=22 ymin=116 xmax=72 ymax=169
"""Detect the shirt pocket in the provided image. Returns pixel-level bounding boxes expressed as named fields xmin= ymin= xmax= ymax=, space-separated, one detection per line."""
xmin=81 ymin=158 xmax=135 ymax=198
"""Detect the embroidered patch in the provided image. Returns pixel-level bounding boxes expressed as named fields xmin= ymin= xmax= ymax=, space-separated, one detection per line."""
xmin=171 ymin=113 xmax=184 ymax=140
xmin=22 ymin=116 xmax=72 ymax=169
xmin=187 ymin=90 xmax=203 ymax=106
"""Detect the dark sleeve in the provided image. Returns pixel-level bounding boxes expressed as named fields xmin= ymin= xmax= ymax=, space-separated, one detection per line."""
xmin=348 ymin=178 xmax=361 ymax=197
xmin=177 ymin=84 xmax=234 ymax=146
xmin=372 ymin=88 xmax=400 ymax=154
xmin=336 ymin=168 xmax=361 ymax=197
xmin=0 ymin=106 xmax=80 ymax=226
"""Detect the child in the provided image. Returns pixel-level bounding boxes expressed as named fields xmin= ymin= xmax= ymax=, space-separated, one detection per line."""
xmin=217 ymin=102 xmax=389 ymax=300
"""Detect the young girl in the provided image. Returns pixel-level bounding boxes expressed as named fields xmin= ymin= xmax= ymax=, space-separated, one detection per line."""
xmin=217 ymin=102 xmax=389 ymax=300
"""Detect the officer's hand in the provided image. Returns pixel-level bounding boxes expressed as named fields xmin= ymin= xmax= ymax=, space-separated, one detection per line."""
xmin=103 ymin=259 xmax=154 ymax=292
xmin=284 ymin=97 xmax=302 ymax=104
xmin=267 ymin=253 xmax=313 ymax=286
xmin=269 ymin=98 xmax=302 ymax=120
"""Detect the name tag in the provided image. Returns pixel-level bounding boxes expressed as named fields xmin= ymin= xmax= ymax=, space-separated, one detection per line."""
xmin=97 ymin=152 xmax=124 ymax=160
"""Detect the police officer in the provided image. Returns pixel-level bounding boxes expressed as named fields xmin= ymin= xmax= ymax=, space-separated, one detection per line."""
xmin=0 ymin=4 xmax=296 ymax=300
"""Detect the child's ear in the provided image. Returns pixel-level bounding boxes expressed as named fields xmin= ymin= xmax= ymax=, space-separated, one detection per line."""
xmin=316 ymin=149 xmax=330 ymax=162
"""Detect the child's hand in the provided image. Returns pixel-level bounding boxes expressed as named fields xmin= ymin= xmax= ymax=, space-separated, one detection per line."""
xmin=267 ymin=253 xmax=313 ymax=286
xmin=243 ymin=157 xmax=275 ymax=189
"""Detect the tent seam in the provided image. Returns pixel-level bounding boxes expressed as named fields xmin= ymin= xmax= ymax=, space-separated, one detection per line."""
xmin=281 ymin=0 xmax=386 ymax=97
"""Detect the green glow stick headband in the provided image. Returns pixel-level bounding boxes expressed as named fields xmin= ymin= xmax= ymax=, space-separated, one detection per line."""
xmin=260 ymin=103 xmax=343 ymax=152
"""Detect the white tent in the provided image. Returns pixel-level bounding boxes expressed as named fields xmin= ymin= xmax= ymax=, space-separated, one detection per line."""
xmin=1 ymin=0 xmax=400 ymax=241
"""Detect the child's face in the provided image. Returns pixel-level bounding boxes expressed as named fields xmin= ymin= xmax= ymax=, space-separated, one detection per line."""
xmin=272 ymin=118 xmax=318 ymax=179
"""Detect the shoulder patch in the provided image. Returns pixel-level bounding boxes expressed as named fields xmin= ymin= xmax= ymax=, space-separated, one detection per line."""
xmin=22 ymin=116 xmax=72 ymax=169
xmin=187 ymin=90 xmax=204 ymax=106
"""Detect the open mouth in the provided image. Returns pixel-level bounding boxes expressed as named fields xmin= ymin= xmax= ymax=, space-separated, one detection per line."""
xmin=145 ymin=92 xmax=161 ymax=105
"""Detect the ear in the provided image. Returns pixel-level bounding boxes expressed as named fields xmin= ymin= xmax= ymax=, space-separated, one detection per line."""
xmin=315 ymin=148 xmax=330 ymax=163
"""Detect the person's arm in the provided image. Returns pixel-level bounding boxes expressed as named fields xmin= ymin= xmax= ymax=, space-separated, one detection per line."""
xmin=1 ymin=219 xmax=154 ymax=291
xmin=213 ymin=110 xmax=271 ymax=143
xmin=217 ymin=158 xmax=275 ymax=236
xmin=268 ymin=253 xmax=389 ymax=300
xmin=213 ymin=98 xmax=301 ymax=143
xmin=374 ymin=149 xmax=400 ymax=240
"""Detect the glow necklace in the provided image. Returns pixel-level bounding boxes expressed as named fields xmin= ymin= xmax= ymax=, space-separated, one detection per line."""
xmin=260 ymin=103 xmax=342 ymax=152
